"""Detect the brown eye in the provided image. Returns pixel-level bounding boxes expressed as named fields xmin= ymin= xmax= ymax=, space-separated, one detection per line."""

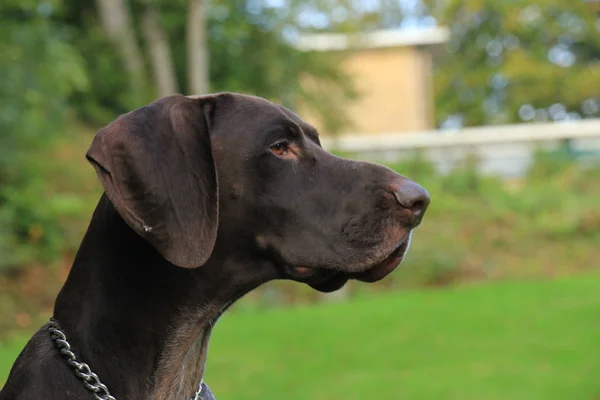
xmin=270 ymin=141 xmax=290 ymax=156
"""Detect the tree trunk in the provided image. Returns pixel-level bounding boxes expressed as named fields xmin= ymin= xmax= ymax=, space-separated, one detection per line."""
xmin=95 ymin=0 xmax=146 ymax=103
xmin=186 ymin=0 xmax=209 ymax=94
xmin=142 ymin=4 xmax=179 ymax=97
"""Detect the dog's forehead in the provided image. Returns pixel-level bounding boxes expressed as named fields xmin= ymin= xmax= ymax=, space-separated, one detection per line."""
xmin=233 ymin=94 xmax=288 ymax=117
xmin=217 ymin=94 xmax=318 ymax=139
xmin=245 ymin=96 xmax=319 ymax=138
xmin=185 ymin=93 xmax=310 ymax=130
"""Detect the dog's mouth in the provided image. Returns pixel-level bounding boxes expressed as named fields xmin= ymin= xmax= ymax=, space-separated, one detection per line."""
xmin=352 ymin=238 xmax=410 ymax=282
xmin=280 ymin=237 xmax=411 ymax=293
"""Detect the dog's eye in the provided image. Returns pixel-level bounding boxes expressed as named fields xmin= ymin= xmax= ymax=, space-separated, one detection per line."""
xmin=270 ymin=141 xmax=290 ymax=156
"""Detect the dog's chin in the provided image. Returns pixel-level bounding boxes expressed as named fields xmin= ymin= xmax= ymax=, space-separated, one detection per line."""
xmin=307 ymin=274 xmax=351 ymax=293
xmin=282 ymin=238 xmax=411 ymax=293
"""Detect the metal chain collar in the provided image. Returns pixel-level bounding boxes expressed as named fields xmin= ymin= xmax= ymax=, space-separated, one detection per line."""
xmin=48 ymin=318 xmax=203 ymax=400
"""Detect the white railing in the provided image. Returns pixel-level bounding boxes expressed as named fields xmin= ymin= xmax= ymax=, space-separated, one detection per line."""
xmin=322 ymin=119 xmax=600 ymax=177
xmin=321 ymin=119 xmax=600 ymax=152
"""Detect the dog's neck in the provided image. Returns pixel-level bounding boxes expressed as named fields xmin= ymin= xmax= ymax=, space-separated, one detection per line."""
xmin=53 ymin=195 xmax=275 ymax=400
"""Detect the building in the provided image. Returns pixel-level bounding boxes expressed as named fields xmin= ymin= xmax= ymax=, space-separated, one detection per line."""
xmin=296 ymin=27 xmax=449 ymax=136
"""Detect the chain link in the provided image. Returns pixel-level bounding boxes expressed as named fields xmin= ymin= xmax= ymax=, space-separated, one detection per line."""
xmin=191 ymin=381 xmax=204 ymax=400
xmin=48 ymin=318 xmax=116 ymax=400
xmin=48 ymin=318 xmax=203 ymax=400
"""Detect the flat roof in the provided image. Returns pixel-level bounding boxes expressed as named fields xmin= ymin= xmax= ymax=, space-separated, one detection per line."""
xmin=295 ymin=27 xmax=450 ymax=52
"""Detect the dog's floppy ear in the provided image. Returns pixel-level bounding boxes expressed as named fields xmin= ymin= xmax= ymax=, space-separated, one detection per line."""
xmin=86 ymin=95 xmax=218 ymax=268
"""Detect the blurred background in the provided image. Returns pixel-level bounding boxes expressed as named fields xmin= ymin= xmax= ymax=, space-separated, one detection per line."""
xmin=1 ymin=0 xmax=600 ymax=398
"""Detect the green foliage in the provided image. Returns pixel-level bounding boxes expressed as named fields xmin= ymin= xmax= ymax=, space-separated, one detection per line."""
xmin=0 ymin=1 xmax=90 ymax=270
xmin=0 ymin=2 xmax=87 ymax=160
xmin=71 ymin=26 xmax=141 ymax=123
xmin=527 ymin=141 xmax=577 ymax=179
xmin=426 ymin=0 xmax=600 ymax=127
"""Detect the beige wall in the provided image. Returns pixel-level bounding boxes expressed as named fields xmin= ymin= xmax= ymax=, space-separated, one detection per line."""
xmin=300 ymin=46 xmax=435 ymax=136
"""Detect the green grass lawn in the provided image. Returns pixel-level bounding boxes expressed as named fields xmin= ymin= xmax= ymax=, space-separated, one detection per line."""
xmin=2 ymin=273 xmax=600 ymax=399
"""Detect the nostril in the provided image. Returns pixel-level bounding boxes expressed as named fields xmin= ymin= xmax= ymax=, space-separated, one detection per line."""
xmin=411 ymin=199 xmax=425 ymax=214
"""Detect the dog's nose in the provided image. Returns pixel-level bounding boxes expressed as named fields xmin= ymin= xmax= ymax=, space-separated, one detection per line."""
xmin=392 ymin=179 xmax=430 ymax=227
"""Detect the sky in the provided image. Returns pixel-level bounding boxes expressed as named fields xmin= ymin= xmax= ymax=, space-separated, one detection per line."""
xmin=263 ymin=0 xmax=436 ymax=30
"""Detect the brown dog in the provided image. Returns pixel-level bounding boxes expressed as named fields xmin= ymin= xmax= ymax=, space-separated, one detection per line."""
xmin=0 ymin=93 xmax=429 ymax=400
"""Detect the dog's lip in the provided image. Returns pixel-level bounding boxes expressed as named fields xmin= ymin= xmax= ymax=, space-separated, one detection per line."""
xmin=281 ymin=238 xmax=409 ymax=284
xmin=351 ymin=240 xmax=408 ymax=282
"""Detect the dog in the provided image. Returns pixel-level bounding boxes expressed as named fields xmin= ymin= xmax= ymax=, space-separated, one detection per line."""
xmin=0 ymin=93 xmax=429 ymax=400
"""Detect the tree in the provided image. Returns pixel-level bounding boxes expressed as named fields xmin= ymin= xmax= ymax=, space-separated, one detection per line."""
xmin=49 ymin=0 xmax=412 ymax=130
xmin=95 ymin=0 xmax=148 ymax=105
xmin=425 ymin=0 xmax=600 ymax=127
xmin=186 ymin=0 xmax=209 ymax=94
xmin=142 ymin=1 xmax=179 ymax=96
xmin=71 ymin=0 xmax=367 ymax=132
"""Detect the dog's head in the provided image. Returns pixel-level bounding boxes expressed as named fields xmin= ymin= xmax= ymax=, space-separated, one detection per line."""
xmin=86 ymin=93 xmax=429 ymax=292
